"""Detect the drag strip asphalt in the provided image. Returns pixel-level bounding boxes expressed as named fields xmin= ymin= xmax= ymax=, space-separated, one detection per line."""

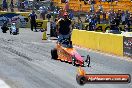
xmin=0 ymin=28 xmax=131 ymax=88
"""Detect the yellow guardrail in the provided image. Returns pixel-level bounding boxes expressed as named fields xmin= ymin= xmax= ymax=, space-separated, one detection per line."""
xmin=71 ymin=29 xmax=123 ymax=56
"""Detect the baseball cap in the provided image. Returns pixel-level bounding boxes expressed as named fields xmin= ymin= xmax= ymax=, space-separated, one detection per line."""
xmin=63 ymin=12 xmax=68 ymax=16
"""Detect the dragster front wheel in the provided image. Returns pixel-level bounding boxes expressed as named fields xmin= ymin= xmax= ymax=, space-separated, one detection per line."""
xmin=85 ymin=55 xmax=90 ymax=67
xmin=51 ymin=48 xmax=58 ymax=60
xmin=72 ymin=56 xmax=76 ymax=66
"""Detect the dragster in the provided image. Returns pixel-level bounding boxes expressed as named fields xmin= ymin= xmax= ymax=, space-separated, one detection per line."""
xmin=51 ymin=38 xmax=90 ymax=67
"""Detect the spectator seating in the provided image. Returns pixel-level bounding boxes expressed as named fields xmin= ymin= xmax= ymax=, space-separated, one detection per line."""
xmin=53 ymin=0 xmax=132 ymax=13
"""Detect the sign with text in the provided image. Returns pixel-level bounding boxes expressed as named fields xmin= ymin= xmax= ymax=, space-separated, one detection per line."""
xmin=123 ymin=37 xmax=132 ymax=58
xmin=76 ymin=67 xmax=131 ymax=85
xmin=0 ymin=12 xmax=48 ymax=29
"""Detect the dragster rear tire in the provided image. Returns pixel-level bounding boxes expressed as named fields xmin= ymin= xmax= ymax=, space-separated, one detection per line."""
xmin=51 ymin=48 xmax=58 ymax=60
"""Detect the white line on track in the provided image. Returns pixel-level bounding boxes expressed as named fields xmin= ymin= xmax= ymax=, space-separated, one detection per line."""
xmin=0 ymin=79 xmax=11 ymax=88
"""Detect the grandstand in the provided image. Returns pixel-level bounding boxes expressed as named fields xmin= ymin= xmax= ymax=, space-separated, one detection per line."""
xmin=53 ymin=0 xmax=132 ymax=13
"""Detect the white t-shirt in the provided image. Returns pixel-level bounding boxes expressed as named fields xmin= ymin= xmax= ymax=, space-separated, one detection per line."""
xmin=121 ymin=14 xmax=125 ymax=22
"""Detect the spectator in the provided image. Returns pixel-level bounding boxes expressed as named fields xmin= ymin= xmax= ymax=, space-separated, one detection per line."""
xmin=20 ymin=2 xmax=25 ymax=12
xmin=88 ymin=0 xmax=91 ymax=4
xmin=126 ymin=17 xmax=131 ymax=31
xmin=58 ymin=8 xmax=64 ymax=18
xmin=84 ymin=0 xmax=88 ymax=5
xmin=85 ymin=12 xmax=90 ymax=22
xmin=90 ymin=4 xmax=94 ymax=13
xmin=107 ymin=0 xmax=111 ymax=3
xmin=52 ymin=10 xmax=58 ymax=21
xmin=91 ymin=0 xmax=95 ymax=4
xmin=24 ymin=0 xmax=28 ymax=11
xmin=68 ymin=10 xmax=74 ymax=20
xmin=64 ymin=2 xmax=69 ymax=12
xmin=115 ymin=0 xmax=118 ymax=5
xmin=46 ymin=12 xmax=52 ymax=21
xmin=102 ymin=12 xmax=106 ymax=23
xmin=96 ymin=11 xmax=100 ymax=24
xmin=125 ymin=10 xmax=130 ymax=25
xmin=124 ymin=24 xmax=129 ymax=32
xmin=61 ymin=0 xmax=66 ymax=3
xmin=49 ymin=1 xmax=55 ymax=11
xmin=17 ymin=0 xmax=21 ymax=11
xmin=50 ymin=18 xmax=58 ymax=37
xmin=39 ymin=6 xmax=47 ymax=20
xmin=1 ymin=21 xmax=9 ymax=33
xmin=108 ymin=10 xmax=116 ymax=23
xmin=110 ymin=18 xmax=116 ymax=30
xmin=109 ymin=18 xmax=121 ymax=34
xmin=89 ymin=16 xmax=96 ymax=31
xmin=98 ymin=5 xmax=103 ymax=12
xmin=78 ymin=17 xmax=83 ymax=30
xmin=121 ymin=11 xmax=126 ymax=25
xmin=10 ymin=0 xmax=14 ymax=12
xmin=65 ymin=0 xmax=69 ymax=2
xmin=115 ymin=10 xmax=121 ymax=26
xmin=2 ymin=0 xmax=8 ymax=11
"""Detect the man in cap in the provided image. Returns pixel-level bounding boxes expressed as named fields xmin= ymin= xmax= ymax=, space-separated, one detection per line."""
xmin=28 ymin=10 xmax=37 ymax=32
xmin=56 ymin=12 xmax=72 ymax=44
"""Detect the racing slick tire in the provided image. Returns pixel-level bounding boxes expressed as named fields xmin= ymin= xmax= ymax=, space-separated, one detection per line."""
xmin=85 ymin=55 xmax=90 ymax=67
xmin=72 ymin=56 xmax=76 ymax=66
xmin=51 ymin=48 xmax=58 ymax=60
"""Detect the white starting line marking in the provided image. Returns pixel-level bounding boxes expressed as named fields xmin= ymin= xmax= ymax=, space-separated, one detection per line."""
xmin=0 ymin=79 xmax=11 ymax=88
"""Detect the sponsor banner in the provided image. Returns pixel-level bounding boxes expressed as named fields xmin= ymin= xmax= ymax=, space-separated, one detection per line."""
xmin=0 ymin=11 xmax=48 ymax=29
xmin=76 ymin=67 xmax=131 ymax=85
xmin=0 ymin=12 xmax=30 ymax=28
xmin=76 ymin=74 xmax=131 ymax=85
xmin=123 ymin=37 xmax=132 ymax=57
xmin=83 ymin=23 xmax=132 ymax=32
xmin=35 ymin=19 xmax=48 ymax=29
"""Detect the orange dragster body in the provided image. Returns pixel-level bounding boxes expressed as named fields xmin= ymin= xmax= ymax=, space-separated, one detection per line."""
xmin=56 ymin=43 xmax=84 ymax=66
xmin=51 ymin=41 xmax=85 ymax=66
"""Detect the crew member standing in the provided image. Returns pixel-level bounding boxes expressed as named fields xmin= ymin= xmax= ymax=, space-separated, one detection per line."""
xmin=56 ymin=12 xmax=72 ymax=43
xmin=28 ymin=11 xmax=37 ymax=32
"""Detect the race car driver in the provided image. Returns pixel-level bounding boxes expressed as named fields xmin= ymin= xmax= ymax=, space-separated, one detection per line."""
xmin=56 ymin=12 xmax=72 ymax=43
